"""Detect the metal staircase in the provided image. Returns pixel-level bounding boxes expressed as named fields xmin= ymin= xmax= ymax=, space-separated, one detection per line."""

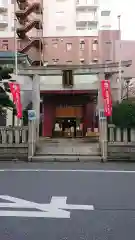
xmin=16 ymin=0 xmax=43 ymax=65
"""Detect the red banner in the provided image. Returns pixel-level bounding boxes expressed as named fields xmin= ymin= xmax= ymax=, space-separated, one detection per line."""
xmin=101 ymin=80 xmax=112 ymax=116
xmin=9 ymin=82 xmax=22 ymax=118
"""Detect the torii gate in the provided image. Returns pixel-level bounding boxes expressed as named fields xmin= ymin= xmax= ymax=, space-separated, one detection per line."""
xmin=18 ymin=60 xmax=132 ymax=161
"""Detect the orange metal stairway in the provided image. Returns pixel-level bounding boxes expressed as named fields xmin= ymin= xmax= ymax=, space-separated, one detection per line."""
xmin=17 ymin=20 xmax=42 ymax=38
xmin=16 ymin=0 xmax=43 ymax=65
xmin=16 ymin=3 xmax=41 ymax=19
xmin=20 ymin=38 xmax=43 ymax=54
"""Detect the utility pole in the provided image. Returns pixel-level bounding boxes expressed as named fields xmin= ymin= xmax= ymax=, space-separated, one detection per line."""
xmin=117 ymin=15 xmax=122 ymax=101
xmin=14 ymin=2 xmax=18 ymax=76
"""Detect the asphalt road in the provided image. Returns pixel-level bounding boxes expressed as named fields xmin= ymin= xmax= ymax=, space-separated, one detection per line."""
xmin=0 ymin=162 xmax=135 ymax=239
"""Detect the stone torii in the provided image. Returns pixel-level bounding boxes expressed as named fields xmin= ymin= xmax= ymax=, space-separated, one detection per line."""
xmin=18 ymin=60 xmax=132 ymax=161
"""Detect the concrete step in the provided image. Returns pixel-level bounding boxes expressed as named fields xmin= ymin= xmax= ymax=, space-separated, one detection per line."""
xmin=36 ymin=152 xmax=101 ymax=156
xmin=32 ymin=155 xmax=101 ymax=162
xmin=36 ymin=138 xmax=101 ymax=157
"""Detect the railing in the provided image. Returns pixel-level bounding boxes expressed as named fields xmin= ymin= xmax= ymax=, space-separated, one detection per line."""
xmin=0 ymin=126 xmax=28 ymax=145
xmin=76 ymin=0 xmax=98 ymax=6
xmin=108 ymin=124 xmax=135 ymax=160
xmin=108 ymin=124 xmax=135 ymax=143
xmin=0 ymin=126 xmax=29 ymax=160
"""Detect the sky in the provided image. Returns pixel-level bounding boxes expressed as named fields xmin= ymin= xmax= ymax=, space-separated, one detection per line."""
xmin=111 ymin=0 xmax=135 ymax=40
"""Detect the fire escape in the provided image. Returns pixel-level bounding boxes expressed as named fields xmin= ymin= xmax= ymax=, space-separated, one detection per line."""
xmin=15 ymin=0 xmax=43 ymax=65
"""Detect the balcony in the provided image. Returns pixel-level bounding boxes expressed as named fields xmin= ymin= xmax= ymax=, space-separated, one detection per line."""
xmin=0 ymin=4 xmax=8 ymax=13
xmin=76 ymin=14 xmax=98 ymax=23
xmin=0 ymin=15 xmax=8 ymax=27
xmin=76 ymin=0 xmax=98 ymax=10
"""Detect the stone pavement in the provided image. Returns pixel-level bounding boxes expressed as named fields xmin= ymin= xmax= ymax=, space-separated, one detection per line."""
xmin=36 ymin=138 xmax=100 ymax=156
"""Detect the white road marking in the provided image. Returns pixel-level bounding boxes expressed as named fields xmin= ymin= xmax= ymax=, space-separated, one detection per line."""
xmin=0 ymin=195 xmax=94 ymax=218
xmin=0 ymin=211 xmax=69 ymax=218
xmin=0 ymin=169 xmax=134 ymax=173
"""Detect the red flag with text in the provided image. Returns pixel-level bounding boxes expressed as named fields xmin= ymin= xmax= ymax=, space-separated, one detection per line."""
xmin=101 ymin=80 xmax=112 ymax=116
xmin=9 ymin=82 xmax=22 ymax=118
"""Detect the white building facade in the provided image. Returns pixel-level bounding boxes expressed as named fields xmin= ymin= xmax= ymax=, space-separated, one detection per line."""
xmin=0 ymin=0 xmax=14 ymax=37
xmin=43 ymin=0 xmax=112 ymax=37
xmin=0 ymin=0 xmax=113 ymax=38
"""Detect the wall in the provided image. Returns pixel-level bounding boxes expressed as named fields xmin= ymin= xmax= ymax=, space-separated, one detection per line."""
xmin=43 ymin=0 xmax=99 ymax=37
xmin=98 ymin=30 xmax=120 ymax=63
xmin=98 ymin=0 xmax=112 ymax=30
xmin=0 ymin=0 xmax=14 ymax=37
xmin=1 ymin=30 xmax=123 ymax=65
xmin=108 ymin=144 xmax=135 ymax=160
xmin=0 ymin=126 xmax=29 ymax=160
xmin=44 ymin=36 xmax=99 ymax=65
xmin=40 ymin=74 xmax=99 ymax=91
xmin=114 ymin=40 xmax=135 ymax=78
xmin=43 ymin=0 xmax=76 ymax=37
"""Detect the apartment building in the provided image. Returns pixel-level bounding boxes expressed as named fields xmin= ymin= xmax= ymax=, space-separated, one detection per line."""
xmin=0 ymin=0 xmax=14 ymax=38
xmin=43 ymin=0 xmax=112 ymax=37
xmin=0 ymin=0 xmax=114 ymax=65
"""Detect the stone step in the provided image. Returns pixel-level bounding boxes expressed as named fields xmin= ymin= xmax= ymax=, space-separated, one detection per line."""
xmin=32 ymin=155 xmax=101 ymax=162
xmin=36 ymin=148 xmax=100 ymax=155
xmin=36 ymin=138 xmax=101 ymax=156
xmin=36 ymin=152 xmax=101 ymax=156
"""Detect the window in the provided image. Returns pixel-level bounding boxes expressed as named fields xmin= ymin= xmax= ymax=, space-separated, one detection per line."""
xmin=92 ymin=43 xmax=98 ymax=51
xmin=56 ymin=11 xmax=64 ymax=14
xmin=80 ymin=42 xmax=85 ymax=50
xmin=106 ymin=41 xmax=111 ymax=44
xmin=44 ymin=61 xmax=48 ymax=66
xmin=101 ymin=10 xmax=111 ymax=16
xmin=2 ymin=44 xmax=8 ymax=50
xmin=56 ymin=26 xmax=66 ymax=31
xmin=62 ymin=70 xmax=73 ymax=87
xmin=66 ymin=43 xmax=72 ymax=51
xmin=52 ymin=38 xmax=59 ymax=41
xmin=53 ymin=43 xmax=58 ymax=48
xmin=92 ymin=58 xmax=98 ymax=63
xmin=0 ymin=27 xmax=7 ymax=31
xmin=66 ymin=60 xmax=72 ymax=64
xmin=105 ymin=59 xmax=112 ymax=62
xmin=44 ymin=43 xmax=48 ymax=48
xmin=52 ymin=59 xmax=59 ymax=64
xmin=2 ymin=40 xmax=8 ymax=43
xmin=80 ymin=58 xmax=85 ymax=64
